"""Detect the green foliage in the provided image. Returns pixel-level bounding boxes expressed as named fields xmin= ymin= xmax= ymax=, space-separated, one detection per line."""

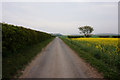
xmin=2 ymin=23 xmax=54 ymax=78
xmin=78 ymin=26 xmax=94 ymax=37
xmin=61 ymin=38 xmax=120 ymax=80
xmin=2 ymin=23 xmax=53 ymax=57
xmin=3 ymin=38 xmax=54 ymax=78
xmin=67 ymin=35 xmax=84 ymax=38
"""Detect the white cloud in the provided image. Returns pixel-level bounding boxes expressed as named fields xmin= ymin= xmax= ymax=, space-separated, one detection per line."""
xmin=2 ymin=2 xmax=118 ymax=35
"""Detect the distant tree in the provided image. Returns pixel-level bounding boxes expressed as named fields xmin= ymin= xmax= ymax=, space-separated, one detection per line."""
xmin=78 ymin=26 xmax=94 ymax=37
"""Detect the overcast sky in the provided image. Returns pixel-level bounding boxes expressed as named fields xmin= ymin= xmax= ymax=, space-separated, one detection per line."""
xmin=1 ymin=0 xmax=119 ymax=35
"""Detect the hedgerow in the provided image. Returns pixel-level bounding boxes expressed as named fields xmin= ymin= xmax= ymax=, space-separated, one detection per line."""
xmin=2 ymin=22 xmax=54 ymax=78
xmin=2 ymin=23 xmax=53 ymax=57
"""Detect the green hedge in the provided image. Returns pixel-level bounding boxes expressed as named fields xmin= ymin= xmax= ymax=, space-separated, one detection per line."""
xmin=67 ymin=35 xmax=84 ymax=38
xmin=2 ymin=23 xmax=53 ymax=57
xmin=2 ymin=23 xmax=54 ymax=78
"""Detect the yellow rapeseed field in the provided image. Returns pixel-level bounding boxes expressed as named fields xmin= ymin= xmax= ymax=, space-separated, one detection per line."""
xmin=64 ymin=37 xmax=120 ymax=79
xmin=71 ymin=38 xmax=119 ymax=56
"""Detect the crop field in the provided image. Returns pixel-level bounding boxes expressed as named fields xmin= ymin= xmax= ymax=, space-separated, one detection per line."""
xmin=62 ymin=38 xmax=120 ymax=80
xmin=71 ymin=38 xmax=119 ymax=67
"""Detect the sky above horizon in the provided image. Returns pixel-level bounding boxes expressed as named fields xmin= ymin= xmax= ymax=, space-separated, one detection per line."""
xmin=2 ymin=2 xmax=118 ymax=35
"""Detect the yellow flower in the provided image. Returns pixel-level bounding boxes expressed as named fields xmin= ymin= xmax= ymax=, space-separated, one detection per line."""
xmin=71 ymin=38 xmax=119 ymax=56
xmin=96 ymin=46 xmax=99 ymax=49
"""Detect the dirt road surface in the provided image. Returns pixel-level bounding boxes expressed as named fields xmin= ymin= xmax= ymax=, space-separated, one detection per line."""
xmin=20 ymin=37 xmax=103 ymax=78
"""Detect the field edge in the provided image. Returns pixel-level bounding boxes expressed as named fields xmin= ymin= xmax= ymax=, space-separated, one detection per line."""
xmin=61 ymin=38 xmax=119 ymax=80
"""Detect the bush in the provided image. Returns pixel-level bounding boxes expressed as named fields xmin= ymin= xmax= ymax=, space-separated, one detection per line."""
xmin=112 ymin=36 xmax=120 ymax=38
xmin=68 ymin=35 xmax=84 ymax=38
xmin=2 ymin=22 xmax=54 ymax=78
xmin=2 ymin=23 xmax=53 ymax=57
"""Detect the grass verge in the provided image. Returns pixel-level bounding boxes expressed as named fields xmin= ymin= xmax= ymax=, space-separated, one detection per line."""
xmin=61 ymin=38 xmax=120 ymax=80
xmin=3 ymin=38 xmax=54 ymax=78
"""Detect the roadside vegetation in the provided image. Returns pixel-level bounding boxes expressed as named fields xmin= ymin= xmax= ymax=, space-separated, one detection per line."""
xmin=67 ymin=35 xmax=120 ymax=38
xmin=2 ymin=23 xmax=55 ymax=78
xmin=0 ymin=23 xmax=2 ymax=79
xmin=61 ymin=37 xmax=120 ymax=80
